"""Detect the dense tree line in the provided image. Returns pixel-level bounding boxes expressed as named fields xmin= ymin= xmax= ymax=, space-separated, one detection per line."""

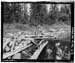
xmin=2 ymin=3 xmax=71 ymax=25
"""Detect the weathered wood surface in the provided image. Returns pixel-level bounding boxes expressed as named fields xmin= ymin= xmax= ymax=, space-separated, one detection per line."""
xmin=30 ymin=41 xmax=48 ymax=59
xmin=3 ymin=44 xmax=32 ymax=59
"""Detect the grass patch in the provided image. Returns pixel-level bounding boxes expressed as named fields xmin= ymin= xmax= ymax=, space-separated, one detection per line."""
xmin=3 ymin=22 xmax=71 ymax=41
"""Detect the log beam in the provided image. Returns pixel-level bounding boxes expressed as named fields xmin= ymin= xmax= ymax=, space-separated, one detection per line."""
xmin=30 ymin=41 xmax=48 ymax=59
xmin=3 ymin=44 xmax=32 ymax=59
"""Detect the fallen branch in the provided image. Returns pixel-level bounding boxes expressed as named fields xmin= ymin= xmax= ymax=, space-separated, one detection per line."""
xmin=3 ymin=44 xmax=32 ymax=59
xmin=29 ymin=41 xmax=48 ymax=59
xmin=38 ymin=39 xmax=44 ymax=46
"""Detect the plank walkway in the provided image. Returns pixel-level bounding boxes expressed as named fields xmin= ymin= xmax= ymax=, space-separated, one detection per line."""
xmin=30 ymin=41 xmax=48 ymax=59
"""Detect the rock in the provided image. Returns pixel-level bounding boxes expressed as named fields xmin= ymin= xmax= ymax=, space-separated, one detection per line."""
xmin=55 ymin=43 xmax=60 ymax=47
xmin=56 ymin=55 xmax=62 ymax=60
xmin=46 ymin=48 xmax=52 ymax=54
xmin=12 ymin=53 xmax=21 ymax=59
xmin=5 ymin=46 xmax=10 ymax=52
xmin=8 ymin=56 xmax=11 ymax=59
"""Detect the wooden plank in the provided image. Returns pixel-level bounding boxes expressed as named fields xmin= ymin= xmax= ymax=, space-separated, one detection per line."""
xmin=38 ymin=39 xmax=44 ymax=45
xmin=30 ymin=41 xmax=48 ymax=59
xmin=3 ymin=44 xmax=32 ymax=59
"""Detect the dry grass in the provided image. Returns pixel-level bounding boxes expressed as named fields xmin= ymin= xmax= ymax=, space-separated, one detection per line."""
xmin=3 ymin=23 xmax=32 ymax=35
xmin=3 ymin=22 xmax=71 ymax=41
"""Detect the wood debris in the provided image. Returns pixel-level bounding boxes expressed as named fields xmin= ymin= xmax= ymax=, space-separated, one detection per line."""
xmin=3 ymin=25 xmax=70 ymax=59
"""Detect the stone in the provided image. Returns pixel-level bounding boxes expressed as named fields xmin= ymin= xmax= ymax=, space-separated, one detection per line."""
xmin=5 ymin=46 xmax=10 ymax=52
xmin=12 ymin=53 xmax=21 ymax=59
xmin=56 ymin=55 xmax=62 ymax=60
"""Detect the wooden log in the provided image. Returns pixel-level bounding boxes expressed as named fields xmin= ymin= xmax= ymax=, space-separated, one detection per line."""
xmin=29 ymin=41 xmax=48 ymax=59
xmin=23 ymin=38 xmax=34 ymax=41
xmin=3 ymin=44 xmax=32 ymax=59
xmin=38 ymin=39 xmax=44 ymax=45
xmin=11 ymin=38 xmax=16 ymax=51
